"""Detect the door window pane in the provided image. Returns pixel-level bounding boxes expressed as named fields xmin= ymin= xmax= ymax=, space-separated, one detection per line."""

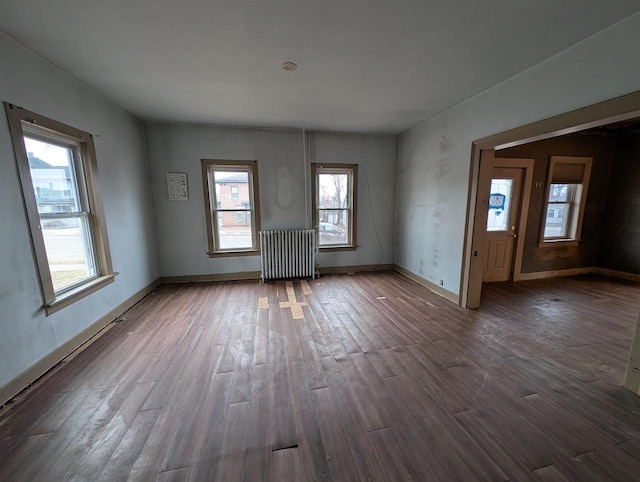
xmin=487 ymin=178 xmax=512 ymax=232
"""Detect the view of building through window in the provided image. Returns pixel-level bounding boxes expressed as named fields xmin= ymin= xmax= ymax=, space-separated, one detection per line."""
xmin=544 ymin=183 xmax=573 ymax=238
xmin=213 ymin=171 xmax=253 ymax=250
xmin=24 ymin=136 xmax=97 ymax=292
xmin=202 ymin=160 xmax=260 ymax=255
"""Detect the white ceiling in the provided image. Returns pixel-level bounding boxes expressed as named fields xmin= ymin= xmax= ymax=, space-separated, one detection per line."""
xmin=2 ymin=1 xmax=640 ymax=134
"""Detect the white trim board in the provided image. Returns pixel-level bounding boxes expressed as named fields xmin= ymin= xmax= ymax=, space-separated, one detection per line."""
xmin=518 ymin=267 xmax=640 ymax=282
xmin=393 ymin=264 xmax=459 ymax=303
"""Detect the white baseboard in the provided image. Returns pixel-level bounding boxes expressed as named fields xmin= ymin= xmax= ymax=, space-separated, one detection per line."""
xmin=592 ymin=267 xmax=640 ymax=283
xmin=393 ymin=264 xmax=459 ymax=304
xmin=0 ymin=278 xmax=161 ymax=408
xmin=161 ymin=271 xmax=261 ymax=283
xmin=319 ymin=264 xmax=394 ymax=275
xmin=517 ymin=267 xmax=592 ymax=281
xmin=162 ymin=265 xmax=395 ymax=283
xmin=519 ymin=266 xmax=640 ymax=282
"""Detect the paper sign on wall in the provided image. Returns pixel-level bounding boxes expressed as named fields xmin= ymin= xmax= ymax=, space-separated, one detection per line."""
xmin=167 ymin=173 xmax=188 ymax=200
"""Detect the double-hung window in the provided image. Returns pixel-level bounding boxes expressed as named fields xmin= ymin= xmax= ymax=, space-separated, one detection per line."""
xmin=6 ymin=103 xmax=115 ymax=313
xmin=312 ymin=163 xmax=357 ymax=249
xmin=541 ymin=156 xmax=592 ymax=243
xmin=201 ymin=159 xmax=260 ymax=256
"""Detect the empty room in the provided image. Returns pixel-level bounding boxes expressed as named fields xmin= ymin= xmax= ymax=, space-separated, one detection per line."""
xmin=2 ymin=1 xmax=640 ymax=480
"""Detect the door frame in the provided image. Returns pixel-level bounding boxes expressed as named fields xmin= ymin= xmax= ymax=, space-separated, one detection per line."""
xmin=467 ymin=151 xmax=534 ymax=306
xmin=460 ymin=90 xmax=640 ymax=309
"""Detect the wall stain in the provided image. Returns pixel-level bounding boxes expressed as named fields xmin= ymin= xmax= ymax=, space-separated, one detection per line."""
xmin=276 ymin=166 xmax=293 ymax=209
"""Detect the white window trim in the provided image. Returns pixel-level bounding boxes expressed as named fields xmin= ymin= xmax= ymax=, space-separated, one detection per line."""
xmin=311 ymin=163 xmax=358 ymax=251
xmin=5 ymin=103 xmax=116 ymax=315
xmin=539 ymin=156 xmax=592 ymax=247
xmin=201 ymin=159 xmax=261 ymax=257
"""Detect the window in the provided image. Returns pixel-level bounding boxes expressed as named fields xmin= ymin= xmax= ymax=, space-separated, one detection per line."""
xmin=486 ymin=178 xmax=513 ymax=232
xmin=541 ymin=156 xmax=592 ymax=243
xmin=312 ymin=163 xmax=357 ymax=249
xmin=201 ymin=160 xmax=260 ymax=256
xmin=5 ymin=103 xmax=115 ymax=314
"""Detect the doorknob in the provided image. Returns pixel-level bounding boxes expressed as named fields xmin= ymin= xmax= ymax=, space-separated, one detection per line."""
xmin=510 ymin=233 xmax=518 ymax=238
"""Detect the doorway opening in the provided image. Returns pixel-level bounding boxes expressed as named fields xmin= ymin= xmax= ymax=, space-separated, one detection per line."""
xmin=460 ymin=90 xmax=640 ymax=394
xmin=462 ymin=91 xmax=640 ymax=309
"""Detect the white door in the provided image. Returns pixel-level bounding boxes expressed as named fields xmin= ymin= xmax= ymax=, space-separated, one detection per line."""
xmin=482 ymin=167 xmax=523 ymax=282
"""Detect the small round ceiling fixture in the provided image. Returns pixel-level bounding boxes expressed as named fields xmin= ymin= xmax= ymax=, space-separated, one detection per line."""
xmin=282 ymin=61 xmax=297 ymax=71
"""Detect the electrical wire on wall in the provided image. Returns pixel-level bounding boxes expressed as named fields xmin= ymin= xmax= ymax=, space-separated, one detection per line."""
xmin=358 ymin=164 xmax=384 ymax=269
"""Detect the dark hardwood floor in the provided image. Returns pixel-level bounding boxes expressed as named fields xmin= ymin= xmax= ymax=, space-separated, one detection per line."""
xmin=2 ymin=272 xmax=640 ymax=481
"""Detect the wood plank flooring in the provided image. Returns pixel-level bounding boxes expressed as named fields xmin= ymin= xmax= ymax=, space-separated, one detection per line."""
xmin=2 ymin=272 xmax=640 ymax=480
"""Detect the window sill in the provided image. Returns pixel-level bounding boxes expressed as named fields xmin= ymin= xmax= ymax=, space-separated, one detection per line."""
xmin=207 ymin=249 xmax=261 ymax=258
xmin=319 ymin=245 xmax=358 ymax=252
xmin=537 ymin=239 xmax=580 ymax=248
xmin=44 ymin=273 xmax=118 ymax=316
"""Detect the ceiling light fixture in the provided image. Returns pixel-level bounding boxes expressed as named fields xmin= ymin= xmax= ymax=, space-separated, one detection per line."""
xmin=282 ymin=61 xmax=297 ymax=71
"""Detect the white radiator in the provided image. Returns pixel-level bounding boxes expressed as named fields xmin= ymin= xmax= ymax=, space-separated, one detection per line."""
xmin=260 ymin=229 xmax=317 ymax=282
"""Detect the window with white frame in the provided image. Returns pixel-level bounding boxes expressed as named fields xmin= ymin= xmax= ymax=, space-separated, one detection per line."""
xmin=5 ymin=103 xmax=115 ymax=313
xmin=201 ymin=159 xmax=260 ymax=256
xmin=542 ymin=156 xmax=592 ymax=243
xmin=312 ymin=163 xmax=357 ymax=249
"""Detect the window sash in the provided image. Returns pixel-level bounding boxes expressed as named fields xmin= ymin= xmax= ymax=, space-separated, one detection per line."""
xmin=544 ymin=201 xmax=572 ymax=239
xmin=543 ymin=183 xmax=579 ymax=240
xmin=312 ymin=164 xmax=357 ymax=249
xmin=540 ymin=157 xmax=592 ymax=244
xmin=44 ymin=214 xmax=98 ymax=294
xmin=202 ymin=161 xmax=260 ymax=255
xmin=23 ymin=130 xmax=100 ymax=295
xmin=6 ymin=102 xmax=115 ymax=313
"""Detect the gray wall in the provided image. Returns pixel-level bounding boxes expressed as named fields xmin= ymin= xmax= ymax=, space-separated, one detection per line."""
xmin=599 ymin=135 xmax=640 ymax=273
xmin=396 ymin=12 xmax=640 ymax=295
xmin=145 ymin=124 xmax=397 ymax=277
xmin=0 ymin=34 xmax=158 ymax=390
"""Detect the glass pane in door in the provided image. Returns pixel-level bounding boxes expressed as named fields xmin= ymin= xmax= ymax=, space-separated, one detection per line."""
xmin=486 ymin=178 xmax=513 ymax=231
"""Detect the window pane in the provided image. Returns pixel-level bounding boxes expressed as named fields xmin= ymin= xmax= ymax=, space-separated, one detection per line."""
xmin=544 ymin=203 xmax=570 ymax=238
xmin=42 ymin=216 xmax=97 ymax=292
xmin=318 ymin=173 xmax=349 ymax=208
xmin=214 ymin=171 xmax=250 ymax=206
xmin=486 ymin=178 xmax=512 ymax=232
xmin=318 ymin=210 xmax=349 ymax=245
xmin=549 ymin=184 xmax=570 ymax=202
xmin=25 ymin=137 xmax=82 ymax=214
xmin=216 ymin=212 xmax=253 ymax=250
